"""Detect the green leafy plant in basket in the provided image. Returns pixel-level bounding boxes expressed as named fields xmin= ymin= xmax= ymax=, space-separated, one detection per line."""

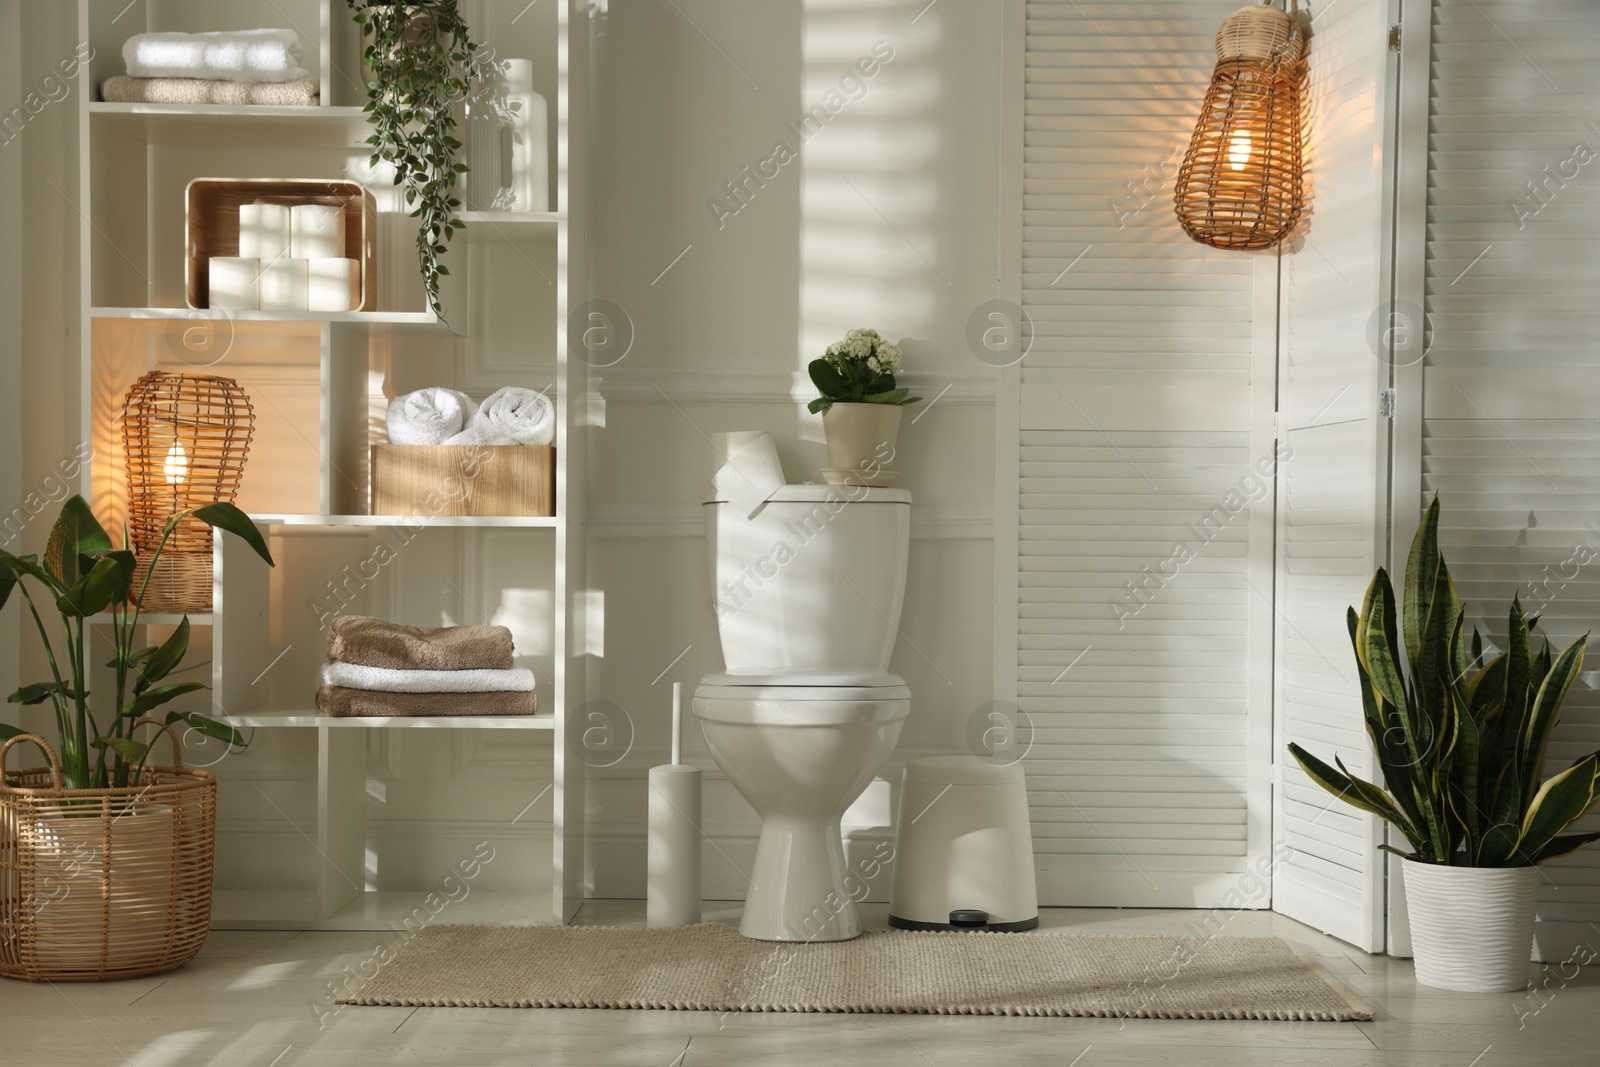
xmin=807 ymin=329 xmax=923 ymax=414
xmin=1288 ymin=497 xmax=1600 ymax=867
xmin=0 ymin=496 xmax=275 ymax=790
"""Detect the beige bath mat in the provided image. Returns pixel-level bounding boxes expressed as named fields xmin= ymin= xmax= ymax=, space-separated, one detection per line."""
xmin=335 ymin=922 xmax=1371 ymax=1021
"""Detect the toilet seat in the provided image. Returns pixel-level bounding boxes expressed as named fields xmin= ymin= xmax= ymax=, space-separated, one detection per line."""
xmin=694 ymin=667 xmax=910 ymax=723
xmin=696 ymin=667 xmax=910 ymax=706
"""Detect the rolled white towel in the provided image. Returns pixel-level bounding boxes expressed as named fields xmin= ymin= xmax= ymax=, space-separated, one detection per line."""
xmin=124 ymin=29 xmax=309 ymax=83
xmin=386 ymin=388 xmax=474 ymax=445
xmin=320 ymin=662 xmax=536 ymax=694
xmin=459 ymin=386 xmax=555 ymax=447
xmin=442 ymin=423 xmax=518 ymax=447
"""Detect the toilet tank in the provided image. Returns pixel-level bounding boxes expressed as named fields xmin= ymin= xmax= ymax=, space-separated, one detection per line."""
xmin=706 ymin=485 xmax=911 ymax=673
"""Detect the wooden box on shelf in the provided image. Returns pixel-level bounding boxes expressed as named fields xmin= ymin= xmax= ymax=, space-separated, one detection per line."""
xmin=185 ymin=178 xmax=377 ymax=310
xmin=370 ymin=444 xmax=556 ymax=517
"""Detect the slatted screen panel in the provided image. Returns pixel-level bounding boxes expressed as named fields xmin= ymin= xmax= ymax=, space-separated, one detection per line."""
xmin=1422 ymin=0 xmax=1600 ymax=962
xmin=1018 ymin=1 xmax=1272 ymax=907
xmin=1270 ymin=0 xmax=1388 ymax=951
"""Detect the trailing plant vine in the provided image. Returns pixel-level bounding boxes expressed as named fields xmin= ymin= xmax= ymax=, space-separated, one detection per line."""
xmin=347 ymin=0 xmax=492 ymax=323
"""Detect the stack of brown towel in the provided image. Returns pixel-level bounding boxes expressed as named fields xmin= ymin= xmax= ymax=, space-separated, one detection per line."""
xmin=315 ymin=616 xmax=538 ymax=718
xmin=101 ymin=76 xmax=320 ymax=106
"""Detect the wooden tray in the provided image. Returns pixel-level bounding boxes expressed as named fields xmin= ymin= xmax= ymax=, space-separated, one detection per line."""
xmin=185 ymin=178 xmax=377 ymax=310
xmin=371 ymin=444 xmax=556 ymax=517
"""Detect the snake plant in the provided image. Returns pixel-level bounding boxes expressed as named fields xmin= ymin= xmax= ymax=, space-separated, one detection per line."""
xmin=1289 ymin=497 xmax=1600 ymax=867
xmin=0 ymin=495 xmax=274 ymax=790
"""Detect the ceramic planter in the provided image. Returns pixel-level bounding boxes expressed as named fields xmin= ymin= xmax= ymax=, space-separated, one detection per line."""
xmin=821 ymin=403 xmax=901 ymax=487
xmin=1401 ymin=858 xmax=1539 ymax=992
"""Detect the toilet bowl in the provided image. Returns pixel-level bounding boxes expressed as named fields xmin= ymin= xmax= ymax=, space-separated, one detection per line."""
xmin=696 ymin=674 xmax=908 ymax=941
xmin=695 ymin=485 xmax=912 ymax=941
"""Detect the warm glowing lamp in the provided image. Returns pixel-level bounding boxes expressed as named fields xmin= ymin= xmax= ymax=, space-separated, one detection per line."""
xmin=121 ymin=371 xmax=254 ymax=612
xmin=163 ymin=442 xmax=189 ymax=485
xmin=1174 ymin=1 xmax=1308 ymax=250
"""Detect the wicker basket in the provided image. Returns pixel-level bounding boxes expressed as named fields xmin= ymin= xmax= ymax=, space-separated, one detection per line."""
xmin=0 ymin=722 xmax=217 ymax=982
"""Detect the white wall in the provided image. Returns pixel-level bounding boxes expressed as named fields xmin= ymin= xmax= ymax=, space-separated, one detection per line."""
xmin=0 ymin=0 xmax=21 ymax=713
xmin=4 ymin=0 xmax=79 ymax=743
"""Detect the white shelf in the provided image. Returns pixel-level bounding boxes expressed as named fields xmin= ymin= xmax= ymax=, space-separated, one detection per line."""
xmin=211 ymin=888 xmax=554 ymax=931
xmin=81 ymin=0 xmax=586 ymax=931
xmin=91 ymin=306 xmax=447 ymax=329
xmin=229 ymin=707 xmax=555 ymax=730
xmin=87 ymin=613 xmax=210 ymax=626
xmin=252 ymin=513 xmax=558 ymax=528
xmin=461 ymin=211 xmax=559 ymax=242
xmin=89 ymin=103 xmax=373 ymax=148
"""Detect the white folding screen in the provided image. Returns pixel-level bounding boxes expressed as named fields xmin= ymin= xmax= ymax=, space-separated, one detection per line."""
xmin=1401 ymin=0 xmax=1600 ymax=962
xmin=1009 ymin=0 xmax=1600 ymax=955
xmin=1269 ymin=0 xmax=1393 ymax=954
xmin=1011 ymin=1 xmax=1276 ymax=908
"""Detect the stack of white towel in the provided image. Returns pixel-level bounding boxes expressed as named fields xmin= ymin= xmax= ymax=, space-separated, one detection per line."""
xmin=209 ymin=201 xmax=360 ymax=312
xmin=104 ymin=29 xmax=319 ymax=107
xmin=386 ymin=387 xmax=556 ymax=448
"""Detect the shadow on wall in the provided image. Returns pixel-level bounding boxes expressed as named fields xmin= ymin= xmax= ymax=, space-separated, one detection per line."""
xmin=796 ymin=0 xmax=942 ymax=459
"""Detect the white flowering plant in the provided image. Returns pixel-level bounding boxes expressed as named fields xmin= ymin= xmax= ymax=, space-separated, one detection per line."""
xmin=807 ymin=328 xmax=922 ymax=414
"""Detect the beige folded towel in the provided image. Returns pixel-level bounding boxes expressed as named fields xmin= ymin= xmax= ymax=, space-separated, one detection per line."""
xmin=316 ymin=685 xmax=537 ymax=718
xmin=100 ymin=76 xmax=319 ymax=106
xmin=327 ymin=615 xmax=516 ymax=671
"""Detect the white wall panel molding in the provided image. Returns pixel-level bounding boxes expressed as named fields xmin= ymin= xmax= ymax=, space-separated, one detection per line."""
xmin=588 ymin=504 xmax=994 ymax=540
xmin=595 ymin=366 xmax=997 ymax=406
xmin=452 ymin=730 xmax=555 ymax=778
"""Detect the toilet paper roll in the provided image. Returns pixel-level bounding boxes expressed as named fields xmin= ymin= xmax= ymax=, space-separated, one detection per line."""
xmin=307 ymin=257 xmax=360 ymax=312
xmin=647 ymin=765 xmax=702 ymax=928
xmin=208 ymin=256 xmax=259 ymax=310
xmin=712 ymin=431 xmax=786 ymax=519
xmin=291 ymin=203 xmax=345 ymax=260
xmin=259 ymin=256 xmax=308 ymax=311
xmin=238 ymin=202 xmax=290 ymax=261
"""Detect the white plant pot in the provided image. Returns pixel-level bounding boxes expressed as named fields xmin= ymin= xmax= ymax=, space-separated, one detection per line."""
xmin=1401 ymin=858 xmax=1539 ymax=992
xmin=821 ymin=403 xmax=902 ymax=487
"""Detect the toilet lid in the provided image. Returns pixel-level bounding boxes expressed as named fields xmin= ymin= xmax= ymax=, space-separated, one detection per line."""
xmin=704 ymin=668 xmax=905 ymax=688
xmin=695 ymin=669 xmax=911 ymax=704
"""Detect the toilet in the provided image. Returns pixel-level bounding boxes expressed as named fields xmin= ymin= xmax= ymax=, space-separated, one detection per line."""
xmin=693 ymin=484 xmax=912 ymax=942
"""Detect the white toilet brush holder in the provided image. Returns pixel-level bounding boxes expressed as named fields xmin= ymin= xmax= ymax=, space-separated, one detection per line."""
xmin=647 ymin=683 xmax=702 ymax=928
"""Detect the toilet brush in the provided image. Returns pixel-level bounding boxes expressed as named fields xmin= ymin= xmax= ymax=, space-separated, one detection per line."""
xmin=647 ymin=682 xmax=703 ymax=927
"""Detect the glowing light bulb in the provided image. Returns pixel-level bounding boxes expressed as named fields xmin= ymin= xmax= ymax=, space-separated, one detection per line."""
xmin=163 ymin=442 xmax=188 ymax=485
xmin=1228 ymin=132 xmax=1252 ymax=172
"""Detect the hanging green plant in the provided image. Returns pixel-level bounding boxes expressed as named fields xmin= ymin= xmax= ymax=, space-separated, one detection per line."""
xmin=346 ymin=0 xmax=491 ymax=323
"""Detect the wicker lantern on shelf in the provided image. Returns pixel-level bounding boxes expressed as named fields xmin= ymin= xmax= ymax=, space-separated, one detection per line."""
xmin=121 ymin=371 xmax=254 ymax=612
xmin=1174 ymin=0 xmax=1308 ymax=251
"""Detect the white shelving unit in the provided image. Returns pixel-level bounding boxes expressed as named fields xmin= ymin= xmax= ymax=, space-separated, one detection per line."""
xmin=75 ymin=0 xmax=591 ymax=929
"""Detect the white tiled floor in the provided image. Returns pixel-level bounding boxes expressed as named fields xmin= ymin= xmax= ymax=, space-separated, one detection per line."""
xmin=2 ymin=902 xmax=1595 ymax=1066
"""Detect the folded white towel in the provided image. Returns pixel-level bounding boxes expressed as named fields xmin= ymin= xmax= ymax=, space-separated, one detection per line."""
xmin=387 ymin=388 xmax=474 ymax=445
xmin=442 ymin=423 xmax=518 ymax=447
xmin=448 ymin=386 xmax=555 ymax=447
xmin=320 ymin=662 xmax=536 ymax=694
xmin=124 ymin=29 xmax=309 ymax=83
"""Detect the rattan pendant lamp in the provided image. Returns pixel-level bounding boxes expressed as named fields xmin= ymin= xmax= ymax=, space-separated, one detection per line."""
xmin=1174 ymin=0 xmax=1308 ymax=250
xmin=121 ymin=371 xmax=254 ymax=612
